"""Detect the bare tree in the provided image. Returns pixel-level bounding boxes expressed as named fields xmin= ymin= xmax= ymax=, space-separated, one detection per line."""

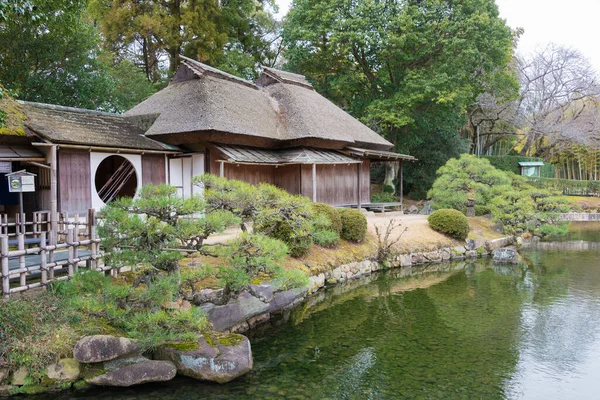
xmin=517 ymin=44 xmax=600 ymax=156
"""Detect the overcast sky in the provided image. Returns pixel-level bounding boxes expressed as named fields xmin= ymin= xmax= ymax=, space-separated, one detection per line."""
xmin=275 ymin=0 xmax=600 ymax=72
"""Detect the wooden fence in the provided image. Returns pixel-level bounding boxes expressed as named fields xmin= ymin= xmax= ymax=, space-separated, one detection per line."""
xmin=1 ymin=209 xmax=109 ymax=299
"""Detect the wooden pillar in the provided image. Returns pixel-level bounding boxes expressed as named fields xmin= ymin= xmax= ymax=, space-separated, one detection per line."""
xmin=399 ymin=160 xmax=404 ymax=209
xmin=357 ymin=162 xmax=362 ymax=209
xmin=40 ymin=231 xmax=47 ymax=286
xmin=219 ymin=161 xmax=225 ymax=178
xmin=312 ymin=163 xmax=317 ymax=202
xmin=50 ymin=145 xmax=58 ymax=244
xmin=1 ymin=235 xmax=9 ymax=299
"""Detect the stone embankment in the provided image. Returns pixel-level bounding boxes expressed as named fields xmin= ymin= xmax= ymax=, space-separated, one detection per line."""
xmin=1 ymin=333 xmax=252 ymax=396
xmin=197 ymin=236 xmax=516 ymax=334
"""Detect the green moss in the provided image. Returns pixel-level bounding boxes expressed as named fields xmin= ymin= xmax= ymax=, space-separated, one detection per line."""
xmin=215 ymin=333 xmax=245 ymax=347
xmin=163 ymin=341 xmax=200 ymax=351
xmin=73 ymin=379 xmax=91 ymax=391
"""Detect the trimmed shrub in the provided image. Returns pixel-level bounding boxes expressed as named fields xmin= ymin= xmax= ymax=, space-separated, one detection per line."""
xmin=312 ymin=203 xmax=342 ymax=234
xmin=269 ymin=222 xmax=313 ymax=257
xmin=339 ymin=208 xmax=368 ymax=242
xmin=312 ymin=229 xmax=340 ymax=248
xmin=474 ymin=205 xmax=492 ymax=216
xmin=428 ymin=209 xmax=470 ymax=240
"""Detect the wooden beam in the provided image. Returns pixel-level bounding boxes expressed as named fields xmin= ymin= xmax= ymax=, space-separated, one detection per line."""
xmin=219 ymin=161 xmax=225 ymax=177
xmin=357 ymin=162 xmax=362 ymax=209
xmin=50 ymin=145 xmax=58 ymax=241
xmin=312 ymin=163 xmax=317 ymax=202
xmin=399 ymin=160 xmax=404 ymax=210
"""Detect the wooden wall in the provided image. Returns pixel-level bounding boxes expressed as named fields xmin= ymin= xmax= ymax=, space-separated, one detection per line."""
xmin=208 ymin=148 xmax=370 ymax=206
xmin=300 ymin=161 xmax=370 ymax=205
xmin=58 ymin=149 xmax=91 ymax=213
xmin=142 ymin=154 xmax=166 ymax=186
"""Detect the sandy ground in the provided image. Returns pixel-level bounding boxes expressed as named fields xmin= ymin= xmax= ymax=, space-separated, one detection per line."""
xmin=205 ymin=211 xmax=481 ymax=253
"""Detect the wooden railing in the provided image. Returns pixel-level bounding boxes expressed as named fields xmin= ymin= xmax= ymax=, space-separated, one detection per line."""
xmin=0 ymin=209 xmax=110 ymax=299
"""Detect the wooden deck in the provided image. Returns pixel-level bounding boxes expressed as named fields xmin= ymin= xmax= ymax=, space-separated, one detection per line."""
xmin=338 ymin=202 xmax=403 ymax=213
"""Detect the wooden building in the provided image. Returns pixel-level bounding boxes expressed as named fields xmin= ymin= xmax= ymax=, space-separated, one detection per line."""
xmin=125 ymin=56 xmax=415 ymax=206
xmin=1 ymin=56 xmax=414 ymax=226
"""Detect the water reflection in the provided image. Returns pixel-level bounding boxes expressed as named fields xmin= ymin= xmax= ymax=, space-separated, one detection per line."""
xmin=43 ymin=247 xmax=600 ymax=400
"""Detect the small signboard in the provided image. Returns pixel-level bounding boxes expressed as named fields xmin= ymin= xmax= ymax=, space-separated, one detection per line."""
xmin=0 ymin=162 xmax=11 ymax=174
xmin=7 ymin=170 xmax=36 ymax=193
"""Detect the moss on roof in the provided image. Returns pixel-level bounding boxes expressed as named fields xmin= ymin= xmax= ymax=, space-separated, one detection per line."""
xmin=0 ymin=87 xmax=27 ymax=136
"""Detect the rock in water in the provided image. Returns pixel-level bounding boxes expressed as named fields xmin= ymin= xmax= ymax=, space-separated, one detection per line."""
xmin=86 ymin=360 xmax=176 ymax=387
xmin=156 ymin=334 xmax=253 ymax=383
xmin=73 ymin=335 xmax=140 ymax=363
xmin=46 ymin=358 xmax=81 ymax=382
xmin=492 ymin=247 xmax=519 ymax=264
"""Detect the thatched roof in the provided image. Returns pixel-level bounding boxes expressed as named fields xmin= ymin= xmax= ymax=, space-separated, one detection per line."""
xmin=126 ymin=57 xmax=394 ymax=151
xmin=0 ymin=90 xmax=27 ymax=136
xmin=126 ymin=60 xmax=286 ymax=143
xmin=21 ymin=102 xmax=178 ymax=151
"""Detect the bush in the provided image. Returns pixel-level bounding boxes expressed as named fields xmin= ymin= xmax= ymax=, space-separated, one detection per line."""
xmin=371 ymin=192 xmax=397 ymax=203
xmin=312 ymin=229 xmax=340 ymax=248
xmin=428 ymin=209 xmax=470 ymax=240
xmin=312 ymin=203 xmax=342 ymax=234
xmin=339 ymin=208 xmax=368 ymax=242
xmin=427 ymin=154 xmax=511 ymax=210
xmin=474 ymin=205 xmax=492 ymax=216
xmin=274 ymin=268 xmax=310 ymax=291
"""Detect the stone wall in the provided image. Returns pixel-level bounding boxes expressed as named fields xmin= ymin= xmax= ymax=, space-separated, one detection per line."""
xmin=198 ymin=236 xmax=515 ymax=334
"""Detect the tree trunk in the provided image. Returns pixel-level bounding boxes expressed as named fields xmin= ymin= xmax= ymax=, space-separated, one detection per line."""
xmin=383 ymin=162 xmax=399 ymax=194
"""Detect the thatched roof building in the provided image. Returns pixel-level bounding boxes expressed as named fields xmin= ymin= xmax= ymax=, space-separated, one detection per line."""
xmin=1 ymin=56 xmax=415 ymax=222
xmin=126 ymin=56 xmax=394 ymax=151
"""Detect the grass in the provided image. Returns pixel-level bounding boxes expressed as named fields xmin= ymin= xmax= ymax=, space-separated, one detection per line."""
xmin=467 ymin=217 xmax=505 ymax=240
xmin=0 ymin=271 xmax=210 ymax=384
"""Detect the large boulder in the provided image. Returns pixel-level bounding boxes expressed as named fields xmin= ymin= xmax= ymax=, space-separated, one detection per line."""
xmin=85 ymin=360 xmax=176 ymax=387
xmin=156 ymin=334 xmax=253 ymax=383
xmin=492 ymin=247 xmax=519 ymax=264
xmin=11 ymin=367 xmax=27 ymax=386
xmin=74 ymin=335 xmax=140 ymax=363
xmin=46 ymin=358 xmax=80 ymax=382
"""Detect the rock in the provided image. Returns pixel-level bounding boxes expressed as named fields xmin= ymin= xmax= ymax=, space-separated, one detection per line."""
xmin=103 ymin=355 xmax=148 ymax=372
xmin=192 ymin=289 xmax=228 ymax=306
xmin=406 ymin=205 xmax=419 ymax=214
xmin=422 ymin=251 xmax=442 ymax=263
xmin=440 ymin=248 xmax=452 ymax=261
xmin=156 ymin=334 xmax=253 ymax=383
xmin=249 ymin=282 xmax=275 ymax=302
xmin=86 ymin=360 xmax=176 ymax=387
xmin=516 ymin=237 xmax=524 ymax=246
xmin=73 ymin=335 xmax=140 ymax=363
xmin=410 ymin=253 xmax=424 ymax=265
xmin=247 ymin=313 xmax=270 ymax=329
xmin=0 ymin=385 xmax=13 ymax=396
xmin=532 ymin=235 xmax=540 ymax=244
xmin=0 ymin=368 xmax=8 ymax=383
xmin=492 ymin=247 xmax=519 ymax=264
xmin=399 ymin=254 xmax=412 ymax=267
xmin=465 ymin=250 xmax=478 ymax=258
xmin=46 ymin=358 xmax=80 ymax=382
xmin=522 ymin=232 xmax=533 ymax=240
xmin=267 ymin=287 xmax=307 ymax=313
xmin=11 ymin=367 xmax=27 ymax=386
xmin=204 ymin=291 xmax=269 ymax=332
xmin=485 ymin=237 xmax=513 ymax=252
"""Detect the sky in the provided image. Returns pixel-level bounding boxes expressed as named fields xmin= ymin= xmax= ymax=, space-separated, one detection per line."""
xmin=275 ymin=0 xmax=600 ymax=72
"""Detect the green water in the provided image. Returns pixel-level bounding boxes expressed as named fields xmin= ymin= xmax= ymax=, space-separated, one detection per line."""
xmin=51 ymin=246 xmax=600 ymax=400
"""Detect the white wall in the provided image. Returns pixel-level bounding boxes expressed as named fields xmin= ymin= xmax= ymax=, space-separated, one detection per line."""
xmin=90 ymin=152 xmax=142 ymax=211
xmin=168 ymin=154 xmax=204 ymax=198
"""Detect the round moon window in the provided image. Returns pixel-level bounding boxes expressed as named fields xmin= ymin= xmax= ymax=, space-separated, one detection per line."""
xmin=94 ymin=155 xmax=138 ymax=203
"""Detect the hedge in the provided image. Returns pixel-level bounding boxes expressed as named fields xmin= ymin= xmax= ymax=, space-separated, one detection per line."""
xmin=483 ymin=156 xmax=556 ymax=178
xmin=525 ymin=177 xmax=600 ymax=197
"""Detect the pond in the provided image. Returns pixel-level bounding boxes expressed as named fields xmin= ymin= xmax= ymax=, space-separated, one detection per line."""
xmin=48 ymin=236 xmax=600 ymax=400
